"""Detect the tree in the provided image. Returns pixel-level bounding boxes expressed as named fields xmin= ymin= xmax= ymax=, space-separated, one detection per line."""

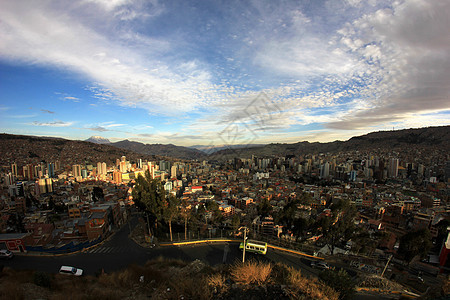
xmin=292 ymin=217 xmax=310 ymax=238
xmin=319 ymin=268 xmax=355 ymax=300
xmin=179 ymin=197 xmax=191 ymax=240
xmin=132 ymin=170 xmax=166 ymax=235
xmin=92 ymin=186 xmax=104 ymax=202
xmin=231 ymin=214 xmax=240 ymax=231
xmin=258 ymin=198 xmax=273 ymax=218
xmin=398 ymin=228 xmax=432 ymax=263
xmin=277 ymin=196 xmax=299 ymax=228
xmin=319 ymin=199 xmax=357 ymax=255
xmin=352 ymin=229 xmax=387 ymax=255
xmin=163 ymin=195 xmax=179 ymax=241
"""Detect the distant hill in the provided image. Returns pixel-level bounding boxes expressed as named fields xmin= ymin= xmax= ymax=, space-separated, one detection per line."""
xmin=85 ymin=136 xmax=111 ymax=144
xmin=190 ymin=144 xmax=264 ymax=154
xmin=0 ymin=134 xmax=154 ymax=167
xmin=209 ymin=126 xmax=450 ymax=159
xmin=112 ymin=140 xmax=206 ymax=160
xmin=1 ymin=126 xmax=448 ymax=166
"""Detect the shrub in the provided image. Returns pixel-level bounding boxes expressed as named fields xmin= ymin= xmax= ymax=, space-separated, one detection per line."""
xmin=319 ymin=268 xmax=355 ymax=300
xmin=208 ymin=273 xmax=225 ymax=290
xmin=287 ymin=266 xmax=339 ymax=300
xmin=0 ymin=282 xmax=25 ymax=300
xmin=230 ymin=260 xmax=272 ymax=285
xmin=33 ymin=271 xmax=51 ymax=288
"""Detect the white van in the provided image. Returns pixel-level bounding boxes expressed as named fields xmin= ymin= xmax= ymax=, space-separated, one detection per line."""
xmin=59 ymin=266 xmax=83 ymax=276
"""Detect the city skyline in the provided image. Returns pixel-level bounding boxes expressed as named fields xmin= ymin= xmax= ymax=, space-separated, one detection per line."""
xmin=1 ymin=0 xmax=449 ymax=147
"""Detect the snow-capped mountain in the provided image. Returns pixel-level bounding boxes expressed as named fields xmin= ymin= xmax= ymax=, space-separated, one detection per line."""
xmin=85 ymin=136 xmax=111 ymax=144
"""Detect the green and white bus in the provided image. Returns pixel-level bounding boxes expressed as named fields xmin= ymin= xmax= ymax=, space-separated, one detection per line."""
xmin=239 ymin=239 xmax=268 ymax=255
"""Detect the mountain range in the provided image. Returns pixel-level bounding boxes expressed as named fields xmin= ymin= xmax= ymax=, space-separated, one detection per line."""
xmin=1 ymin=126 xmax=448 ymax=166
xmin=208 ymin=126 xmax=450 ymax=160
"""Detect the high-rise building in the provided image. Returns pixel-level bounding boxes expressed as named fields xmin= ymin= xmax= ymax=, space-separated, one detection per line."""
xmin=171 ymin=165 xmax=177 ymax=178
xmin=4 ymin=173 xmax=14 ymax=186
xmin=55 ymin=160 xmax=60 ymax=171
xmin=38 ymin=178 xmax=47 ymax=194
xmin=23 ymin=164 xmax=34 ymax=180
xmin=320 ymin=162 xmax=330 ymax=179
xmin=16 ymin=182 xmax=25 ymax=197
xmin=349 ymin=170 xmax=357 ymax=181
xmin=97 ymin=162 xmax=102 ymax=175
xmin=388 ymin=158 xmax=399 ymax=178
xmin=11 ymin=163 xmax=18 ymax=178
xmin=72 ymin=164 xmax=82 ymax=178
xmin=113 ymin=170 xmax=122 ymax=183
xmin=34 ymin=165 xmax=41 ymax=178
xmin=48 ymin=163 xmax=55 ymax=178
xmin=119 ymin=161 xmax=127 ymax=173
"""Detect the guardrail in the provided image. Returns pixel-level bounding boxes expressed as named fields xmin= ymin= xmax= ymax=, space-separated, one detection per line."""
xmin=160 ymin=238 xmax=323 ymax=260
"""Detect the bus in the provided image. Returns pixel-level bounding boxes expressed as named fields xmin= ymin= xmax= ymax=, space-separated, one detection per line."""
xmin=239 ymin=239 xmax=268 ymax=255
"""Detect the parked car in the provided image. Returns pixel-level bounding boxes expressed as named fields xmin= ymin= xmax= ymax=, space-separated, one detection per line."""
xmin=310 ymin=261 xmax=330 ymax=270
xmin=59 ymin=266 xmax=83 ymax=276
xmin=0 ymin=249 xmax=13 ymax=259
xmin=408 ymin=273 xmax=424 ymax=283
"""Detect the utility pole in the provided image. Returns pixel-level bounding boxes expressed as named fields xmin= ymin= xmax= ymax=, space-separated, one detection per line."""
xmin=242 ymin=227 xmax=247 ymax=263
xmin=381 ymin=255 xmax=393 ymax=277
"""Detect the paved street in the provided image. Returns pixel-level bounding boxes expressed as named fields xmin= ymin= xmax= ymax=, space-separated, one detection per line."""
xmin=1 ymin=215 xmax=315 ymax=276
xmin=0 ymin=217 xmax=423 ymax=299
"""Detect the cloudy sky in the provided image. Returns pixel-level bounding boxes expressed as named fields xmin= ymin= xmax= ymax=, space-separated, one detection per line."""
xmin=0 ymin=0 xmax=449 ymax=147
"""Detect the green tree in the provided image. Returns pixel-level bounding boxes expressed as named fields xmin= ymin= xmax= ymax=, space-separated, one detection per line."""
xmin=258 ymin=198 xmax=273 ymax=218
xmin=180 ymin=197 xmax=191 ymax=240
xmin=320 ymin=199 xmax=357 ymax=255
xmin=352 ymin=229 xmax=387 ymax=255
xmin=398 ymin=228 xmax=432 ymax=263
xmin=292 ymin=217 xmax=310 ymax=237
xmin=92 ymin=186 xmax=104 ymax=202
xmin=231 ymin=214 xmax=240 ymax=231
xmin=163 ymin=195 xmax=179 ymax=241
xmin=132 ymin=170 xmax=166 ymax=235
xmin=206 ymin=200 xmax=223 ymax=224
xmin=319 ymin=268 xmax=355 ymax=300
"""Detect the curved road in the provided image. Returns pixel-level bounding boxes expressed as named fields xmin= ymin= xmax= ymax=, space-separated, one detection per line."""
xmin=1 ymin=216 xmax=399 ymax=299
xmin=1 ymin=216 xmax=316 ymax=276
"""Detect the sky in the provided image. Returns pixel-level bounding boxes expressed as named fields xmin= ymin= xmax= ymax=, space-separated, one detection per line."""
xmin=0 ymin=0 xmax=449 ymax=148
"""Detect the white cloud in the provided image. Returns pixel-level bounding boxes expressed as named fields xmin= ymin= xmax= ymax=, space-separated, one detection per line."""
xmin=31 ymin=120 xmax=74 ymax=127
xmin=0 ymin=0 xmax=448 ymax=145
xmin=0 ymin=0 xmax=220 ymax=116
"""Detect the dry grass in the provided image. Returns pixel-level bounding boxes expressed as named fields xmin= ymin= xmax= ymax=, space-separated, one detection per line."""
xmin=230 ymin=260 xmax=272 ymax=285
xmin=165 ymin=276 xmax=212 ymax=300
xmin=0 ymin=282 xmax=25 ymax=300
xmin=287 ymin=266 xmax=339 ymax=300
xmin=146 ymin=256 xmax=187 ymax=269
xmin=0 ymin=257 xmax=343 ymax=300
xmin=207 ymin=273 xmax=226 ymax=289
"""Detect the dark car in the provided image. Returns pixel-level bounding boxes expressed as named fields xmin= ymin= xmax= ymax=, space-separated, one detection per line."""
xmin=311 ymin=261 xmax=330 ymax=269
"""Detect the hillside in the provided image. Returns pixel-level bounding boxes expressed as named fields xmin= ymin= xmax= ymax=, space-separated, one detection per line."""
xmin=209 ymin=126 xmax=450 ymax=159
xmin=0 ymin=134 xmax=153 ymax=168
xmin=112 ymin=140 xmax=206 ymax=160
xmin=0 ymin=259 xmax=341 ymax=300
xmin=0 ymin=126 xmax=448 ymax=166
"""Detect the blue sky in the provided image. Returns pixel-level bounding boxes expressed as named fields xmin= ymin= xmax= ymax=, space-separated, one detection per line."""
xmin=0 ymin=0 xmax=449 ymax=147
